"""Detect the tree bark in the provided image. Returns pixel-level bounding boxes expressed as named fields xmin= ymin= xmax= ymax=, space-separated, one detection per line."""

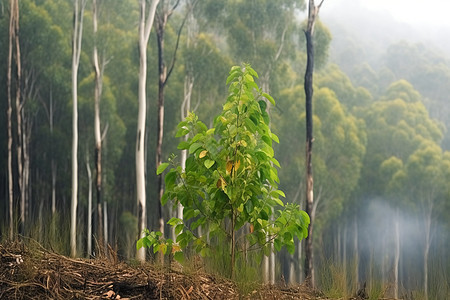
xmin=155 ymin=0 xmax=182 ymax=240
xmin=136 ymin=0 xmax=159 ymax=262
xmin=10 ymin=0 xmax=23 ymax=235
xmin=7 ymin=0 xmax=19 ymax=240
xmin=303 ymin=0 xmax=324 ymax=287
xmin=71 ymin=0 xmax=86 ymax=258
xmin=92 ymin=0 xmax=104 ymax=253
xmin=86 ymin=155 xmax=93 ymax=257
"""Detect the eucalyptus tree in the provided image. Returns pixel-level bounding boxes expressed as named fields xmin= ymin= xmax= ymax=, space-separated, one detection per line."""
xmin=154 ymin=0 xmax=185 ymax=239
xmin=303 ymin=0 xmax=325 ymax=286
xmin=91 ymin=0 xmax=105 ymax=252
xmin=136 ymin=0 xmax=159 ymax=262
xmin=6 ymin=0 xmax=20 ymax=239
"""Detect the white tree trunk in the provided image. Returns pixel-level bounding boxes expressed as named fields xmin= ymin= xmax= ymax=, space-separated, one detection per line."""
xmin=86 ymin=157 xmax=92 ymax=257
xmin=92 ymin=0 xmax=108 ymax=252
xmin=136 ymin=0 xmax=159 ymax=262
xmin=103 ymin=201 xmax=108 ymax=247
xmin=353 ymin=215 xmax=358 ymax=287
xmin=71 ymin=0 xmax=86 ymax=258
xmin=7 ymin=0 xmax=18 ymax=240
xmin=424 ymin=207 xmax=432 ymax=300
xmin=394 ymin=208 xmax=400 ymax=299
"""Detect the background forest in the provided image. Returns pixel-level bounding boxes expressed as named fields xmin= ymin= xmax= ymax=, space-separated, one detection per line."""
xmin=0 ymin=0 xmax=449 ymax=299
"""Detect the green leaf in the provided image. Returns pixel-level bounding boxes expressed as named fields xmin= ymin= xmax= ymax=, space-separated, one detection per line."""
xmin=262 ymin=92 xmax=275 ymax=106
xmin=274 ymin=238 xmax=282 ymax=252
xmin=196 ymin=121 xmax=208 ymax=132
xmin=167 ymin=217 xmax=181 ymax=226
xmin=258 ymin=100 xmax=267 ymax=112
xmin=274 ymin=198 xmax=284 ymax=206
xmin=189 ymin=142 xmax=202 ymax=154
xmin=271 ymin=132 xmax=280 ymax=143
xmin=226 ymin=71 xmax=241 ymax=85
xmin=165 ymin=171 xmax=177 ymax=189
xmin=247 ymin=66 xmax=259 ymax=78
xmin=136 ymin=239 xmax=143 ymax=250
xmin=175 ymin=224 xmax=184 ymax=236
xmin=176 ymin=128 xmax=189 ymax=137
xmin=157 ymin=163 xmax=169 ymax=175
xmin=177 ymin=141 xmax=190 ymax=150
xmin=204 ymin=159 xmax=215 ymax=169
xmin=271 ymin=157 xmax=281 ymax=168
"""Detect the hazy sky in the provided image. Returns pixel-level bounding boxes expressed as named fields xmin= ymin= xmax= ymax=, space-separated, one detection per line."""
xmin=325 ymin=0 xmax=450 ymax=29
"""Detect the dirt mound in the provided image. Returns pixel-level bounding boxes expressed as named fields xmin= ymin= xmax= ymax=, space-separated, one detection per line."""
xmin=0 ymin=242 xmax=326 ymax=299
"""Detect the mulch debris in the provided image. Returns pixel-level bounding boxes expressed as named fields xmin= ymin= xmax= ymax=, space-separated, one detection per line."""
xmin=0 ymin=241 xmax=326 ymax=299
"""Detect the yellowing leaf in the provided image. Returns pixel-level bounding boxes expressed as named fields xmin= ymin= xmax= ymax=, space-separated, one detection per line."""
xmin=235 ymin=160 xmax=241 ymax=171
xmin=172 ymin=244 xmax=181 ymax=253
xmin=226 ymin=161 xmax=233 ymax=175
xmin=199 ymin=150 xmax=208 ymax=158
xmin=238 ymin=140 xmax=247 ymax=147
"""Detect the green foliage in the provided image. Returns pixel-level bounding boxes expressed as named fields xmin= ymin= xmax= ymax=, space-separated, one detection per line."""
xmin=137 ymin=65 xmax=309 ymax=277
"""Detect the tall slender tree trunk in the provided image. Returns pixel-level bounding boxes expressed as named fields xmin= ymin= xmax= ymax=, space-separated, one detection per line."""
xmin=7 ymin=0 xmax=19 ymax=240
xmin=423 ymin=207 xmax=432 ymax=300
xmin=86 ymin=155 xmax=93 ymax=257
xmin=49 ymin=90 xmax=57 ymax=216
xmin=303 ymin=0 xmax=324 ymax=287
xmin=11 ymin=0 xmax=23 ymax=235
xmin=353 ymin=214 xmax=359 ymax=284
xmin=92 ymin=0 xmax=104 ymax=253
xmin=154 ymin=0 xmax=186 ymax=240
xmin=156 ymin=20 xmax=167 ymax=238
xmin=179 ymin=0 xmax=196 ymax=220
xmin=71 ymin=0 xmax=86 ymax=258
xmin=394 ymin=208 xmax=400 ymax=299
xmin=136 ymin=0 xmax=159 ymax=262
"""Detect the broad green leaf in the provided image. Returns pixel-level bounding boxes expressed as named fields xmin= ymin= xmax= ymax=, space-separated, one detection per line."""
xmin=271 ymin=132 xmax=280 ymax=143
xmin=271 ymin=157 xmax=281 ymax=168
xmin=165 ymin=171 xmax=177 ymax=189
xmin=175 ymin=128 xmax=189 ymax=137
xmin=177 ymin=141 xmax=190 ymax=150
xmin=167 ymin=217 xmax=181 ymax=226
xmin=189 ymin=142 xmax=202 ymax=154
xmin=226 ymin=71 xmax=241 ymax=85
xmin=244 ymin=73 xmax=254 ymax=82
xmin=274 ymin=238 xmax=282 ymax=252
xmin=274 ymin=198 xmax=284 ymax=206
xmin=156 ymin=163 xmax=169 ymax=175
xmin=204 ymin=159 xmax=215 ymax=169
xmin=175 ymin=224 xmax=184 ymax=236
xmin=262 ymin=92 xmax=275 ymax=106
xmin=247 ymin=66 xmax=259 ymax=78
xmin=136 ymin=239 xmax=143 ymax=250
xmin=196 ymin=121 xmax=208 ymax=132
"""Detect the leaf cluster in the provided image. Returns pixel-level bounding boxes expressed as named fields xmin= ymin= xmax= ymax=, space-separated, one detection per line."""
xmin=138 ymin=65 xmax=309 ymax=265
